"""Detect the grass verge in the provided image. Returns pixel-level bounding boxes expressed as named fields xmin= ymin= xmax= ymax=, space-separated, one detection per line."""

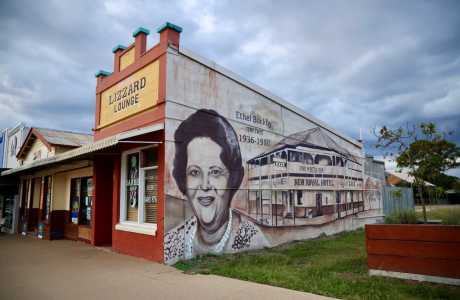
xmin=175 ymin=229 xmax=460 ymax=300
xmin=416 ymin=206 xmax=460 ymax=225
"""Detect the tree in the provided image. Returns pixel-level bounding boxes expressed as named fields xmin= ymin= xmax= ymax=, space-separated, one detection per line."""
xmin=375 ymin=122 xmax=460 ymax=222
xmin=429 ymin=173 xmax=457 ymax=190
xmin=433 ymin=186 xmax=445 ymax=204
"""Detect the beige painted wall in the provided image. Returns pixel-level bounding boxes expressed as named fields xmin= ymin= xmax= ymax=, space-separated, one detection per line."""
xmin=54 ymin=146 xmax=74 ymax=154
xmin=52 ymin=167 xmax=93 ymax=211
xmin=23 ymin=139 xmax=55 ymax=165
xmin=53 ymin=175 xmax=67 ymax=210
xmin=120 ymin=47 xmax=135 ymax=71
xmin=32 ymin=178 xmax=41 ymax=208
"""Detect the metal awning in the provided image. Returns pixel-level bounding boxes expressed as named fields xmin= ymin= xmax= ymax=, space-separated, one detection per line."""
xmin=1 ymin=123 xmax=164 ymax=176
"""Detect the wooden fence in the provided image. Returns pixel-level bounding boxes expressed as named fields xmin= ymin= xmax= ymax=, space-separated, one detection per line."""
xmin=366 ymin=224 xmax=460 ymax=285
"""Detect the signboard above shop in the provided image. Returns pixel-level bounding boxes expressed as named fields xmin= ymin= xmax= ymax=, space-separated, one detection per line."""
xmin=98 ymin=60 xmax=160 ymax=128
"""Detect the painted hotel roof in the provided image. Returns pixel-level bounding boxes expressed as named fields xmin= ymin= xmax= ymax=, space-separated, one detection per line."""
xmin=249 ymin=127 xmax=355 ymax=161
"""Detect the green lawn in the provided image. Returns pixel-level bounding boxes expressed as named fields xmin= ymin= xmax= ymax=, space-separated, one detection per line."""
xmin=175 ymin=229 xmax=460 ymax=300
xmin=416 ymin=206 xmax=460 ymax=225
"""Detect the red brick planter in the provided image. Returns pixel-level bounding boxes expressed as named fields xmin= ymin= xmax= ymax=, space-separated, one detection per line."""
xmin=365 ymin=224 xmax=460 ymax=285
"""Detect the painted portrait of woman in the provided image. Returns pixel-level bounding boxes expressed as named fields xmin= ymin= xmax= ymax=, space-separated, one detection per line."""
xmin=164 ymin=109 xmax=268 ymax=264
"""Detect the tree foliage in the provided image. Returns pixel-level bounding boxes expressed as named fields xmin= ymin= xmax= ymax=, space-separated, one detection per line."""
xmin=375 ymin=122 xmax=460 ymax=221
xmin=376 ymin=122 xmax=459 ymax=183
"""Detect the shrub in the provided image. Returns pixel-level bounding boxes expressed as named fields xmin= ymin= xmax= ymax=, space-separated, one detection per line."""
xmin=384 ymin=209 xmax=418 ymax=224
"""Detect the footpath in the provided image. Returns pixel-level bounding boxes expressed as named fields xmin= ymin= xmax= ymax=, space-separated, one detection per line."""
xmin=0 ymin=234 xmax=337 ymax=300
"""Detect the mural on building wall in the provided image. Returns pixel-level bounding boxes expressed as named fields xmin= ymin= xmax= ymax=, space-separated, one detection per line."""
xmin=164 ymin=109 xmax=269 ymax=263
xmin=246 ymin=126 xmax=365 ymax=227
xmin=163 ymin=53 xmax=384 ymax=265
xmin=164 ymin=109 xmax=383 ymax=264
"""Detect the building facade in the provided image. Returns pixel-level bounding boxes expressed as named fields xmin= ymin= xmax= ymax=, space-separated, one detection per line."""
xmin=0 ymin=128 xmax=6 ymax=168
xmin=0 ymin=123 xmax=30 ymax=233
xmin=1 ymin=23 xmax=385 ymax=264
xmin=2 ymin=128 xmax=92 ymax=238
xmin=4 ymin=123 xmax=29 ymax=169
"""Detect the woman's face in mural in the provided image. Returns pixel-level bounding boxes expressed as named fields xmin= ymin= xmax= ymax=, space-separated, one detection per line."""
xmin=186 ymin=137 xmax=231 ymax=233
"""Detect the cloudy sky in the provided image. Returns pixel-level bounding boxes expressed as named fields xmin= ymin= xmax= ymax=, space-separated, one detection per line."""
xmin=1 ymin=0 xmax=459 ymax=172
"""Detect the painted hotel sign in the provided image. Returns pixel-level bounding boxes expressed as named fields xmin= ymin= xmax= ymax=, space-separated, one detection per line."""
xmin=99 ymin=60 xmax=159 ymax=128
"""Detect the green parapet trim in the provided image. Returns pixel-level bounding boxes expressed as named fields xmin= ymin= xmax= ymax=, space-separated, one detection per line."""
xmin=132 ymin=27 xmax=150 ymax=37
xmin=157 ymin=22 xmax=183 ymax=33
xmin=95 ymin=70 xmax=112 ymax=77
xmin=112 ymin=44 xmax=127 ymax=53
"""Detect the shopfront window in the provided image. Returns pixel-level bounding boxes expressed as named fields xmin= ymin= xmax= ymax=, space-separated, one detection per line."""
xmin=81 ymin=178 xmax=93 ymax=225
xmin=70 ymin=177 xmax=93 ymax=226
xmin=126 ymin=152 xmax=140 ymax=221
xmin=70 ymin=179 xmax=81 ymax=224
xmin=120 ymin=146 xmax=159 ymax=228
xmin=142 ymin=147 xmax=158 ymax=224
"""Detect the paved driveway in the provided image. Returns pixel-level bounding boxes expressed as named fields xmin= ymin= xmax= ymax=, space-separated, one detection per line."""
xmin=0 ymin=234 xmax=335 ymax=300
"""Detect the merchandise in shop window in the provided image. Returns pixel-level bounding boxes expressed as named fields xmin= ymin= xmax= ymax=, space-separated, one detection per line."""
xmin=71 ymin=201 xmax=79 ymax=224
xmin=144 ymin=168 xmax=158 ymax=223
xmin=126 ymin=153 xmax=139 ymax=221
xmin=80 ymin=178 xmax=92 ymax=225
xmin=70 ymin=179 xmax=81 ymax=224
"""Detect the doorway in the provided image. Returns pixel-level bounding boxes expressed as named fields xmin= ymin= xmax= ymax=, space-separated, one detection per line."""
xmin=19 ymin=179 xmax=29 ymax=232
xmin=66 ymin=177 xmax=93 ymax=241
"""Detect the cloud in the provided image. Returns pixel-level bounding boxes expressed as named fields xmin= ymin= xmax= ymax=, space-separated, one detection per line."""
xmin=0 ymin=0 xmax=459 ymax=150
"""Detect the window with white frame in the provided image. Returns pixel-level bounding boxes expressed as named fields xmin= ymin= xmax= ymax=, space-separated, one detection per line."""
xmin=118 ymin=146 xmax=159 ymax=233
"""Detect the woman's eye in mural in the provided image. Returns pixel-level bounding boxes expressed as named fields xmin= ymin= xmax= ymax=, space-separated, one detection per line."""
xmin=187 ymin=166 xmax=201 ymax=177
xmin=209 ymin=167 xmax=226 ymax=178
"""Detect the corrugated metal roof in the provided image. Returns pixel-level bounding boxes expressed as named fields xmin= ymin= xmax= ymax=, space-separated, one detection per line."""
xmin=386 ymin=170 xmax=435 ymax=187
xmin=249 ymin=127 xmax=357 ymax=161
xmin=35 ymin=128 xmax=93 ymax=147
xmin=1 ymin=123 xmax=163 ymax=176
xmin=277 ymin=127 xmax=352 ymax=156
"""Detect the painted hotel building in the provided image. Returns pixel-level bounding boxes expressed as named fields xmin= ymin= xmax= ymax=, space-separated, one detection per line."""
xmin=1 ymin=23 xmax=384 ymax=264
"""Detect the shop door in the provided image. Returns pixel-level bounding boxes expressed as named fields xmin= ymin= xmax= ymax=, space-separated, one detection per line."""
xmin=68 ymin=177 xmax=93 ymax=241
xmin=19 ymin=179 xmax=29 ymax=230
xmin=27 ymin=178 xmax=38 ymax=232
xmin=79 ymin=177 xmax=93 ymax=227
xmin=19 ymin=179 xmax=35 ymax=233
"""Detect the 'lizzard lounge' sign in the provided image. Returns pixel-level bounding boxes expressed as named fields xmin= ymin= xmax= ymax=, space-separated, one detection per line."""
xmin=99 ymin=60 xmax=159 ymax=128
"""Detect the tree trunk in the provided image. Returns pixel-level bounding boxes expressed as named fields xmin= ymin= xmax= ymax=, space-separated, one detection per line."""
xmin=419 ymin=185 xmax=427 ymax=223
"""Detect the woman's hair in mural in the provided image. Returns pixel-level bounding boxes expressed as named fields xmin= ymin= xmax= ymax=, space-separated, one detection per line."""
xmin=173 ymin=109 xmax=244 ymax=200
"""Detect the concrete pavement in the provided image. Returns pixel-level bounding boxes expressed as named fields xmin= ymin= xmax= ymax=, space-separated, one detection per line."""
xmin=0 ymin=234 xmax=336 ymax=300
